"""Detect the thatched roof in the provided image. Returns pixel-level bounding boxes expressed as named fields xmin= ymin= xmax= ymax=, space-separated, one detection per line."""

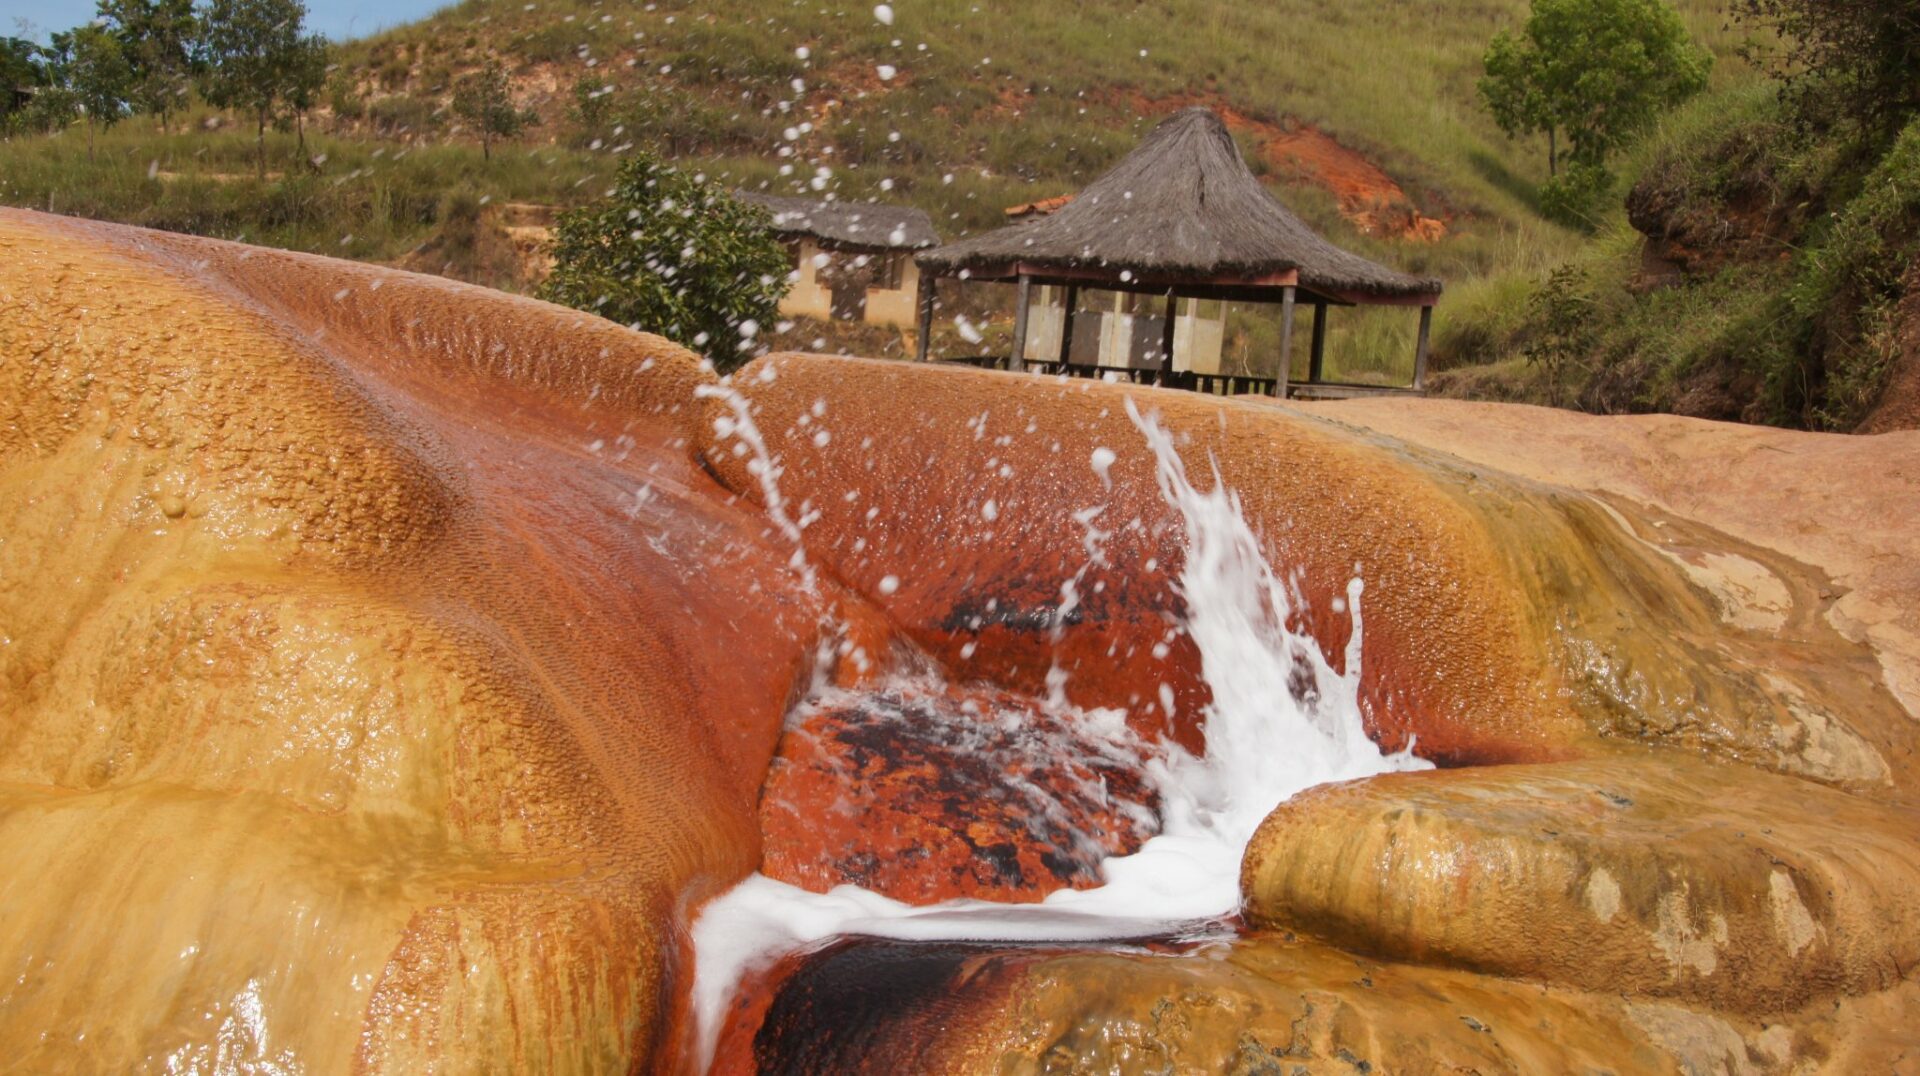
xmin=736 ymin=192 xmax=939 ymax=251
xmin=917 ymin=108 xmax=1440 ymax=299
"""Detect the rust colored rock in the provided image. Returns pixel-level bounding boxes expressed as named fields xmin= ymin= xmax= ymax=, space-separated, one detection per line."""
xmin=758 ymin=682 xmax=1159 ymax=903
xmin=1242 ymin=754 xmax=1920 ymax=1014
xmin=0 ymin=209 xmax=828 ymax=1072
xmin=709 ymin=355 xmax=1911 ymax=789
xmin=11 ymin=209 xmax=1920 ymax=1076
xmin=701 ymin=355 xmax=1592 ymax=767
xmin=749 ymin=940 xmax=1043 ymax=1073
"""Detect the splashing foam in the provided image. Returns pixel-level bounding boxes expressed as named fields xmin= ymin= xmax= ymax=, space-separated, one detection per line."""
xmin=695 ymin=375 xmax=819 ymax=592
xmin=687 ymin=396 xmax=1429 ymax=1069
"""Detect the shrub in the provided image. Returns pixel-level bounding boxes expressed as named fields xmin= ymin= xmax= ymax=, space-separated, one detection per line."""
xmin=537 ymin=151 xmax=790 ymax=372
xmin=1523 ymin=263 xmax=1598 ymax=404
xmin=1736 ymin=0 xmax=1920 ymax=134
xmin=1537 ymin=161 xmax=1613 ymax=230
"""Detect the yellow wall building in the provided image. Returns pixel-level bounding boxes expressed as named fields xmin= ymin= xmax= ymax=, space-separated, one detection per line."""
xmin=739 ymin=193 xmax=939 ymax=331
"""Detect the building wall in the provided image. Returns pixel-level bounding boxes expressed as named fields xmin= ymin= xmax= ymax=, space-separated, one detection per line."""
xmin=1020 ymin=288 xmax=1226 ymax=372
xmin=864 ymin=259 xmax=920 ymax=329
xmin=1024 ymin=285 xmax=1069 ymax=360
xmin=774 ymin=239 xmax=921 ymax=329
xmin=1177 ymin=300 xmax=1227 ymax=375
xmin=778 ymin=238 xmax=833 ymax=322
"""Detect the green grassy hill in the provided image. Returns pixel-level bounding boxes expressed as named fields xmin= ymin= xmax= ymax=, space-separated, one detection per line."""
xmin=1 ymin=0 xmax=1757 ymax=381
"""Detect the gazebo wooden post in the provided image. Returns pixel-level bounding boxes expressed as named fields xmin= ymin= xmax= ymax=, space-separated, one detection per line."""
xmin=1273 ymin=284 xmax=1296 ymax=398
xmin=913 ymin=271 xmax=936 ymax=362
xmin=1058 ymin=284 xmax=1079 ymax=368
xmin=1308 ymin=301 xmax=1328 ymax=384
xmin=1158 ymin=290 xmax=1178 ymax=385
xmin=1413 ymin=303 xmax=1433 ymax=390
xmin=1009 ymin=273 xmax=1032 ymax=373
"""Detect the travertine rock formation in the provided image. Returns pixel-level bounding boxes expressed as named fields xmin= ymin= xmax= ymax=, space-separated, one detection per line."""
xmin=0 ymin=209 xmax=830 ymax=1071
xmin=4 ymin=208 xmax=1916 ymax=1073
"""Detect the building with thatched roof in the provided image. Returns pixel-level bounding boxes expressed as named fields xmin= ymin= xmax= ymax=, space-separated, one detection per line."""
xmin=913 ymin=107 xmax=1442 ymax=396
xmin=992 ymin=194 xmax=1231 ymax=376
xmin=738 ymin=192 xmax=939 ymax=330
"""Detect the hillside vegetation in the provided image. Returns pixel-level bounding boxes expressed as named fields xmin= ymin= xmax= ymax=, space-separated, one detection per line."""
xmin=1428 ymin=7 xmax=1920 ymax=434
xmin=4 ymin=0 xmax=1757 ymax=385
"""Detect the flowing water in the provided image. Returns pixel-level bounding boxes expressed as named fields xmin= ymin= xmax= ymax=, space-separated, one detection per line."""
xmin=688 ymin=395 xmax=1430 ymax=1068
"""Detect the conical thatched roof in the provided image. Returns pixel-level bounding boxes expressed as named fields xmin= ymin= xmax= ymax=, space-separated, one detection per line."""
xmin=918 ymin=108 xmax=1439 ymax=299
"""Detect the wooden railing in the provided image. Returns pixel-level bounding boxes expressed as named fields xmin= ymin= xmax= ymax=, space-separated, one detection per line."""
xmin=939 ymin=355 xmax=1280 ymax=397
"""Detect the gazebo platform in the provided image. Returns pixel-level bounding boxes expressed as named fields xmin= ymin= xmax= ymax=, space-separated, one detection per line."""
xmin=913 ymin=108 xmax=1442 ymax=398
xmin=938 ymin=354 xmax=1426 ymax=400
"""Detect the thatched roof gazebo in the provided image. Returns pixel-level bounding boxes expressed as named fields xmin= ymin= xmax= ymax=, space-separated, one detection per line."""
xmin=912 ymin=107 xmax=1442 ymax=397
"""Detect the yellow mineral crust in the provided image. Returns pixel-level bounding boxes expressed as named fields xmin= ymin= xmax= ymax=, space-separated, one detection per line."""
xmin=0 ymin=209 xmax=827 ymax=1072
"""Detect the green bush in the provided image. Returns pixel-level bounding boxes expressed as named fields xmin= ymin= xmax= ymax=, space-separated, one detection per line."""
xmin=1537 ymin=161 xmax=1613 ymax=230
xmin=537 ymin=151 xmax=790 ymax=372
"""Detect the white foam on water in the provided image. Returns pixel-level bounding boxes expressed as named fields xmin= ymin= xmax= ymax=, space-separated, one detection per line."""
xmin=686 ymin=396 xmax=1430 ymax=1071
xmin=694 ymin=377 xmax=819 ymax=592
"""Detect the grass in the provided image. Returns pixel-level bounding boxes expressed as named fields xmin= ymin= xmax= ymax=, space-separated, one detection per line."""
xmin=1425 ymin=80 xmax=1920 ymax=430
xmin=2 ymin=0 xmax=1765 ymax=386
xmin=0 ymin=109 xmax=600 ymax=262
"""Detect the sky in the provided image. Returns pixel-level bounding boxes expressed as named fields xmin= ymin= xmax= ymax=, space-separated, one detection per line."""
xmin=8 ymin=0 xmax=454 ymax=43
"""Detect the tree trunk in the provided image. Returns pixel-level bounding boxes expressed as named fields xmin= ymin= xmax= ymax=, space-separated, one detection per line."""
xmin=1548 ymin=126 xmax=1557 ymax=178
xmin=297 ymin=111 xmax=305 ymax=156
xmin=87 ymin=116 xmax=96 ymax=161
xmin=257 ymin=108 xmax=267 ymax=180
xmin=482 ymin=130 xmax=490 ymax=160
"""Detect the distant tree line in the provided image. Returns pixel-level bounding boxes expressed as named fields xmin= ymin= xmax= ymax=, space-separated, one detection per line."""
xmin=2 ymin=0 xmax=327 ymax=175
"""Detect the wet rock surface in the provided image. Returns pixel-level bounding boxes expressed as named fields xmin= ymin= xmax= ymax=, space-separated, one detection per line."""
xmin=5 ymin=209 xmax=1920 ymax=1073
xmin=1242 ymin=754 xmax=1920 ymax=1013
xmin=1303 ymin=395 xmax=1920 ymax=794
xmin=758 ymin=683 xmax=1159 ymax=903
xmin=0 ymin=209 xmax=827 ymax=1071
xmin=736 ymin=931 xmax=1916 ymax=1074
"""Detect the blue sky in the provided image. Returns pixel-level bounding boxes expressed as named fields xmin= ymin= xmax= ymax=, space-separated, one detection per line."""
xmin=8 ymin=0 xmax=454 ymax=42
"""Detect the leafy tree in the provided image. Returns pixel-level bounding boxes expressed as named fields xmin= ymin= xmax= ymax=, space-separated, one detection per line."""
xmin=2 ymin=36 xmax=47 ymax=134
xmin=62 ymin=24 xmax=135 ymax=159
xmin=8 ymin=38 xmax=79 ymax=135
xmin=282 ymin=31 xmax=327 ymax=155
xmin=567 ymin=73 xmax=614 ymax=144
xmin=538 ymin=152 xmax=790 ymax=372
xmin=200 ymin=0 xmax=324 ymax=178
xmin=451 ymin=57 xmax=528 ymax=159
xmin=1480 ymin=0 xmax=1711 ymax=185
xmin=96 ymin=0 xmax=198 ymax=132
xmin=1735 ymin=0 xmax=1920 ymax=133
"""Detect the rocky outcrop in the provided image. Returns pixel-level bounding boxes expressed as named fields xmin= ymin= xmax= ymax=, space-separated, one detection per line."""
xmin=1301 ymin=396 xmax=1920 ymax=767
xmin=1242 ymin=755 xmax=1920 ymax=1013
xmin=0 ymin=209 xmax=829 ymax=1071
xmin=757 ymin=682 xmax=1160 ymax=903
xmin=5 ymin=209 xmax=1918 ymax=1072
xmin=732 ymin=931 xmax=1920 ymax=1073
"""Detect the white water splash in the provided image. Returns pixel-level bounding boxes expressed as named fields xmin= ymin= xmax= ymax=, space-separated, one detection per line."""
xmin=1125 ymin=395 xmax=1424 ymax=853
xmin=695 ymin=378 xmax=819 ymax=591
xmin=687 ymin=396 xmax=1429 ymax=1070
